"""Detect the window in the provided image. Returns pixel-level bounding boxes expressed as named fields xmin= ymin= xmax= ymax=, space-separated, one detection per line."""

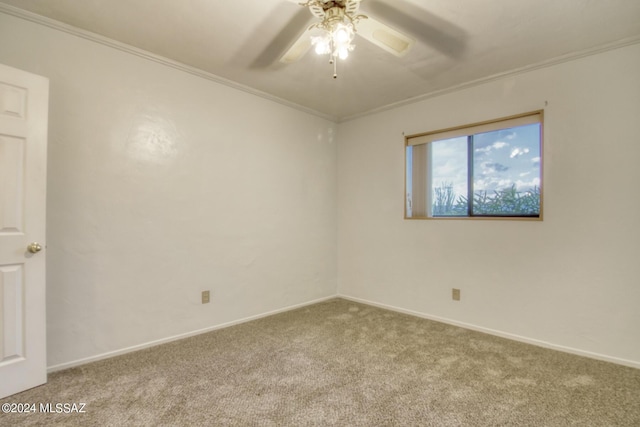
xmin=405 ymin=111 xmax=543 ymax=219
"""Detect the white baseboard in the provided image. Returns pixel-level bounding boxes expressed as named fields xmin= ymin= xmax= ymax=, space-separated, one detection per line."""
xmin=47 ymin=295 xmax=337 ymax=373
xmin=338 ymin=294 xmax=640 ymax=370
xmin=49 ymin=293 xmax=639 ymax=372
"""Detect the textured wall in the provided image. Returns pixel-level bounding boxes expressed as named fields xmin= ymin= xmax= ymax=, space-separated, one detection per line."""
xmin=2 ymin=10 xmax=639 ymax=371
xmin=337 ymin=43 xmax=640 ymax=367
xmin=0 ymin=12 xmax=337 ymax=368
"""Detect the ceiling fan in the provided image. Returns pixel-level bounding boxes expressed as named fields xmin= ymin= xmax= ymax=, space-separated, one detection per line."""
xmin=280 ymin=0 xmax=415 ymax=78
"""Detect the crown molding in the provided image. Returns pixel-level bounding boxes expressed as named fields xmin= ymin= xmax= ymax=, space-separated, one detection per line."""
xmin=2 ymin=3 xmax=639 ymax=124
xmin=0 ymin=3 xmax=337 ymax=122
xmin=339 ymin=34 xmax=640 ymax=122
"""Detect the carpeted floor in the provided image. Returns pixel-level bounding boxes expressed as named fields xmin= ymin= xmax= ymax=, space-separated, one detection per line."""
xmin=1 ymin=298 xmax=639 ymax=426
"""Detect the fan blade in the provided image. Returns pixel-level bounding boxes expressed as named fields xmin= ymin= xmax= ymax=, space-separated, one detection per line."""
xmin=280 ymin=28 xmax=313 ymax=64
xmin=345 ymin=0 xmax=362 ymax=16
xmin=366 ymin=1 xmax=467 ymax=58
xmin=356 ymin=16 xmax=414 ymax=57
xmin=285 ymin=0 xmax=325 ymax=19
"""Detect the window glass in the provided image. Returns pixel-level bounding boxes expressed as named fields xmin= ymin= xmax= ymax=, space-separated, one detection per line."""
xmin=430 ymin=136 xmax=468 ymax=216
xmin=471 ymin=124 xmax=541 ymax=216
xmin=405 ymin=112 xmax=542 ymax=219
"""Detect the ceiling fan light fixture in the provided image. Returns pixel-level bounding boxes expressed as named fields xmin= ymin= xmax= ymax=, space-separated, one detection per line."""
xmin=283 ymin=0 xmax=413 ymax=77
xmin=301 ymin=1 xmax=365 ymax=78
xmin=338 ymin=45 xmax=350 ymax=60
xmin=312 ymin=36 xmax=331 ymax=55
xmin=334 ymin=24 xmax=353 ymax=44
xmin=310 ymin=19 xmax=355 ymax=77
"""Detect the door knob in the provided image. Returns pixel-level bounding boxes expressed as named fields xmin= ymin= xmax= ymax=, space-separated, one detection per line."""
xmin=27 ymin=242 xmax=42 ymax=253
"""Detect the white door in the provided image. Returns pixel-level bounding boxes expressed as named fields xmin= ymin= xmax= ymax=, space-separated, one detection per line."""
xmin=0 ymin=63 xmax=48 ymax=398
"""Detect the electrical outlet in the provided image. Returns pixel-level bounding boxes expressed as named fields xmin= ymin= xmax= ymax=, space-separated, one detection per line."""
xmin=452 ymin=288 xmax=461 ymax=301
xmin=201 ymin=290 xmax=210 ymax=304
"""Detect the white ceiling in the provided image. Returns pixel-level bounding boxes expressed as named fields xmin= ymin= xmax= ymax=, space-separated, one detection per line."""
xmin=1 ymin=0 xmax=640 ymax=121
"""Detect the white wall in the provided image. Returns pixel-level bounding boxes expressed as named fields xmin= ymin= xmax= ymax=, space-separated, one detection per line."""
xmin=2 ymin=10 xmax=639 ymax=371
xmin=337 ymin=43 xmax=640 ymax=367
xmin=0 ymin=12 xmax=337 ymax=368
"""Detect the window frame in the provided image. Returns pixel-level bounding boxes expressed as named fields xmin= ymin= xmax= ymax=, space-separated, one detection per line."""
xmin=404 ymin=110 xmax=544 ymax=221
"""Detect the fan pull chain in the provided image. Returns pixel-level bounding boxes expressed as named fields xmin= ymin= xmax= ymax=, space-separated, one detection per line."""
xmin=329 ymin=37 xmax=338 ymax=78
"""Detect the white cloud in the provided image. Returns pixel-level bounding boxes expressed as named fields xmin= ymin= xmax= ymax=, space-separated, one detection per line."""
xmin=510 ymin=147 xmax=530 ymax=158
xmin=515 ymin=177 xmax=540 ymax=190
xmin=474 ymin=178 xmax=490 ymax=191
xmin=519 ymin=172 xmax=531 ymax=177
xmin=531 ymin=156 xmax=541 ymax=163
xmin=480 ymin=162 xmax=495 ymax=175
xmin=475 ymin=141 xmax=509 ymax=154
xmin=434 ymin=160 xmax=465 ymax=176
xmin=474 ymin=177 xmax=514 ymax=192
xmin=492 ymin=141 xmax=509 ymax=149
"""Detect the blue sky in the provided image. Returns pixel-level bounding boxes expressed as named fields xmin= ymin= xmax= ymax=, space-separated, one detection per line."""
xmin=430 ymin=123 xmax=541 ymax=200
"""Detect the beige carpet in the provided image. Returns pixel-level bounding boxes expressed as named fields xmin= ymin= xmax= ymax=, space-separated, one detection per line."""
xmin=1 ymin=298 xmax=639 ymax=426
